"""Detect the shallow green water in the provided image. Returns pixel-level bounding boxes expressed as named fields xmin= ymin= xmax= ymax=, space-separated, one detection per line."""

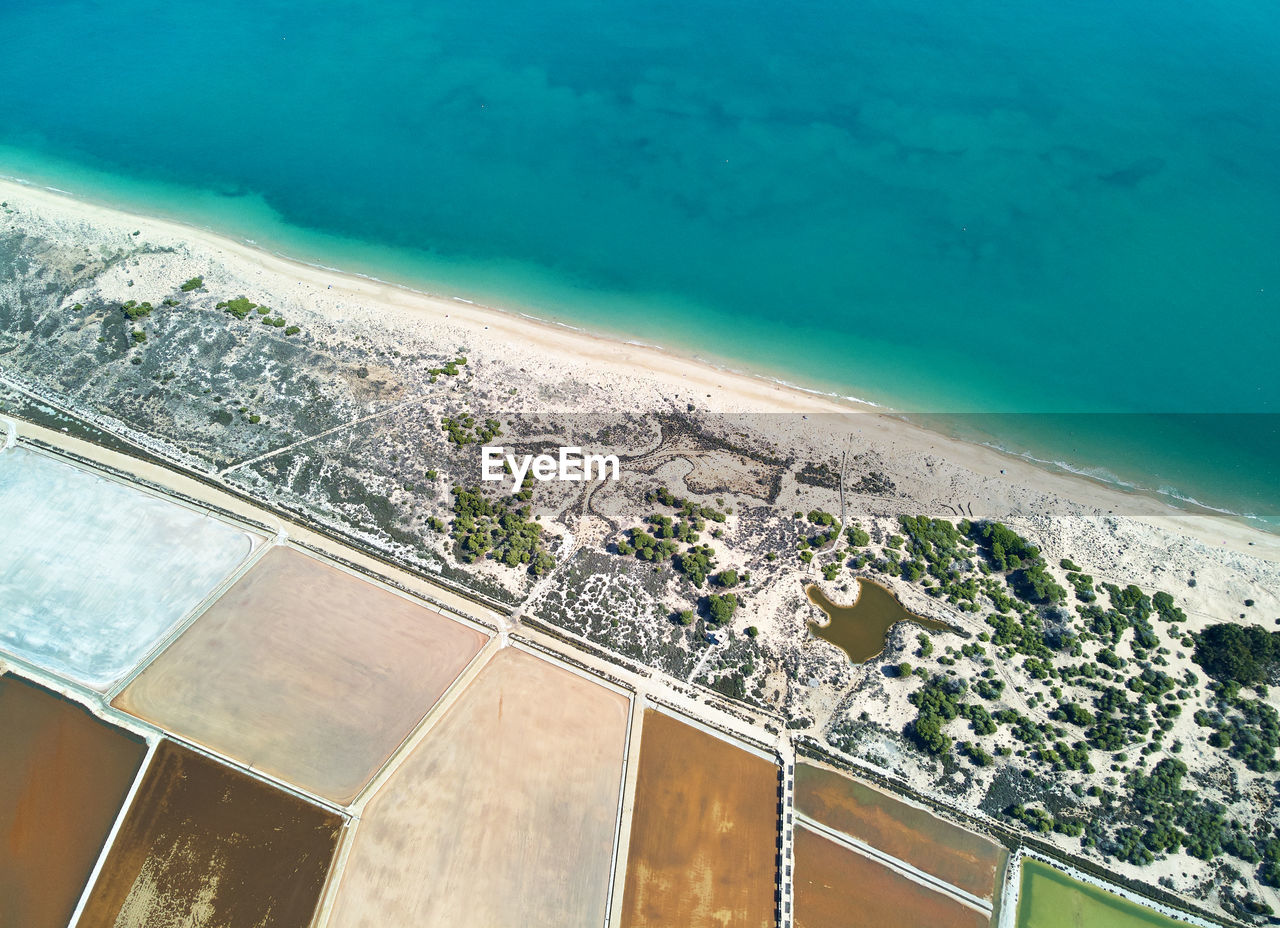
xmin=1016 ymin=858 xmax=1190 ymax=928
xmin=806 ymin=578 xmax=952 ymax=663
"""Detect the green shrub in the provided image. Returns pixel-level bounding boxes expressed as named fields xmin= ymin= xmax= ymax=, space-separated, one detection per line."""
xmin=845 ymin=524 xmax=870 ymax=546
xmin=706 ymin=593 xmax=738 ymax=625
xmin=218 ymin=296 xmax=257 ymax=319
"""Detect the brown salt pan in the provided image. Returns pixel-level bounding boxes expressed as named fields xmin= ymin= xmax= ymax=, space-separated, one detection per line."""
xmin=77 ymin=740 xmax=342 ymax=928
xmin=620 ymin=709 xmax=779 ymax=928
xmin=0 ymin=675 xmax=146 ymax=928
xmin=795 ymin=762 xmax=1004 ymax=900
xmin=794 ymin=826 xmax=989 ymax=928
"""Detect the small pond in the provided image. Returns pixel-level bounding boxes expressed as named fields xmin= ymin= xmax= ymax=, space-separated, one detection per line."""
xmin=806 ymin=578 xmax=953 ymax=663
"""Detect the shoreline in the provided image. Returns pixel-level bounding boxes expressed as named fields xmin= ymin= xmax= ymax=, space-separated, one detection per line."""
xmin=1 ymin=173 xmax=1276 ymax=563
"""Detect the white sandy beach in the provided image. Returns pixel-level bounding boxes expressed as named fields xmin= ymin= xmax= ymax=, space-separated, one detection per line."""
xmin=0 ymin=175 xmax=1274 ymax=565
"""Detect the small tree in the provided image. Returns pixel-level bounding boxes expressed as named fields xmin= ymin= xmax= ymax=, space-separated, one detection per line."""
xmin=845 ymin=524 xmax=870 ymax=546
xmin=706 ymin=593 xmax=738 ymax=625
xmin=917 ymin=633 xmax=934 ymax=658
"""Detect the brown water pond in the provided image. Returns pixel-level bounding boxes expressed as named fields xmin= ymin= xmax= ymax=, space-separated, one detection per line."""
xmin=0 ymin=675 xmax=147 ymax=928
xmin=807 ymin=578 xmax=953 ymax=663
xmin=77 ymin=740 xmax=342 ymax=928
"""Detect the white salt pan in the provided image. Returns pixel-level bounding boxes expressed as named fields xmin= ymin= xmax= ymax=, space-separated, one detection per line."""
xmin=0 ymin=447 xmax=253 ymax=689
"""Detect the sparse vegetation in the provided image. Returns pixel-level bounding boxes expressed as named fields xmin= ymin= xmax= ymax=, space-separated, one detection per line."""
xmin=449 ymin=481 xmax=555 ymax=576
xmin=440 ymin=413 xmax=502 ymax=445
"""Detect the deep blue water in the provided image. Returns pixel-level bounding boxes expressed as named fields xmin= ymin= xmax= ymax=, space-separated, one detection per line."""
xmin=1 ymin=0 xmax=1277 ymax=521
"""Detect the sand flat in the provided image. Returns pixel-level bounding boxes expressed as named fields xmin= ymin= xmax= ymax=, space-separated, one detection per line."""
xmin=327 ymin=647 xmax=629 ymax=928
xmin=795 ymin=762 xmax=1004 ymax=900
xmin=620 ymin=710 xmax=779 ymax=928
xmin=77 ymin=740 xmax=342 ymax=928
xmin=0 ymin=675 xmax=147 ymax=928
xmin=0 ymin=446 xmax=253 ymax=689
xmin=795 ymin=825 xmax=989 ymax=928
xmin=114 ymin=546 xmax=487 ymax=804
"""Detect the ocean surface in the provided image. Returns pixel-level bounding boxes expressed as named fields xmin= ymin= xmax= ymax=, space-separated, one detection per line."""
xmin=0 ymin=1 xmax=1277 ymax=523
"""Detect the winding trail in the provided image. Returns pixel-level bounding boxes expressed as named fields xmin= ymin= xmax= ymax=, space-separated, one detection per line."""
xmin=218 ymin=396 xmax=427 ymax=477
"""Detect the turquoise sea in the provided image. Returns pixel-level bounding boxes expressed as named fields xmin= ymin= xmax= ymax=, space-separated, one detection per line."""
xmin=0 ymin=1 xmax=1276 ymax=523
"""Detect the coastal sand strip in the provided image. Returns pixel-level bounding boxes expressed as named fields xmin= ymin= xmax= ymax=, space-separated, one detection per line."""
xmin=0 ymin=177 xmax=1274 ymax=562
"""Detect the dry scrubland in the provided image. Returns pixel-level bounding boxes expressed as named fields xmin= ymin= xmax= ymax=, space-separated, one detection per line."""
xmin=328 ymin=648 xmax=628 ymax=928
xmin=794 ymin=826 xmax=989 ymax=928
xmin=4 ymin=184 xmax=1280 ymax=922
xmin=621 ymin=709 xmax=779 ymax=928
xmin=78 ymin=740 xmax=342 ymax=928
xmin=115 ymin=545 xmax=486 ymax=804
xmin=0 ymin=675 xmax=146 ymax=928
